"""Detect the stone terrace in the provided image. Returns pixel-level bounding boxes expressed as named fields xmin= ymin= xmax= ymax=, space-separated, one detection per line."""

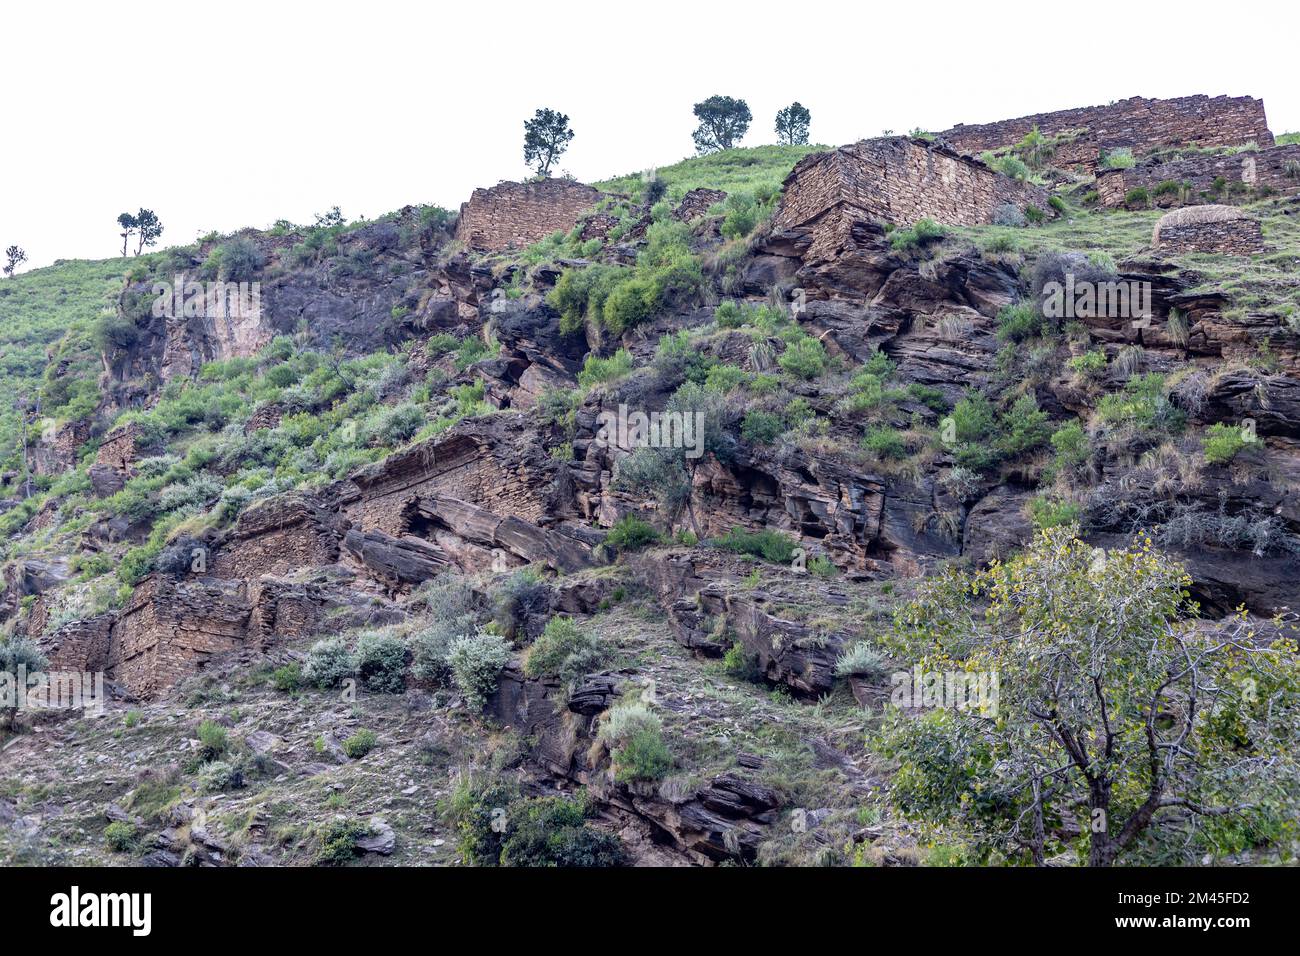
xmin=455 ymin=178 xmax=604 ymax=251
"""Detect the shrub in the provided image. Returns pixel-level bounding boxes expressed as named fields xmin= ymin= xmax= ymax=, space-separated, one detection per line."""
xmin=703 ymin=363 xmax=748 ymax=393
xmin=199 ymin=758 xmax=246 ymax=792
xmin=604 ymin=514 xmax=660 ymax=552
xmin=1097 ymin=373 xmax=1184 ymax=435
xmin=778 ymin=335 xmax=827 ymax=380
xmin=523 ymin=617 xmax=607 ymax=688
xmin=1 ymin=637 xmax=47 ymax=728
xmin=317 ymin=819 xmax=371 ymax=865
xmin=720 ymin=191 xmax=760 ymax=240
xmin=1202 ymin=421 xmax=1253 ymax=465
xmin=1101 ymin=147 xmax=1135 ymax=169
xmin=104 ymin=821 xmax=138 ymax=853
xmin=599 ymin=703 xmax=672 ymax=784
xmin=741 ymin=409 xmax=785 ymax=444
xmin=862 ymin=425 xmax=908 ymax=460
xmin=577 ymin=348 xmax=635 ymax=389
xmin=342 ymin=729 xmax=378 ymax=759
xmin=1024 ymin=205 xmax=1045 ymax=225
xmin=1028 ymin=496 xmax=1082 ymax=529
xmin=205 ymin=237 xmax=263 ymax=283
xmin=723 ymin=640 xmax=762 ymax=681
xmin=270 ymin=663 xmax=302 ymax=692
xmin=1125 ymin=187 xmax=1150 ymax=208
xmin=446 ymin=633 xmax=511 ymax=710
xmin=995 ymin=395 xmax=1051 ymax=458
xmin=992 ymin=203 xmax=1026 ymax=228
xmin=443 ymin=776 xmax=520 ymax=865
xmin=489 ymin=568 xmax=549 ymax=640
xmin=499 ymin=796 xmax=627 ymax=867
xmin=602 ymin=276 xmax=659 ymax=334
xmin=409 ymin=620 xmax=466 ymax=683
xmin=1068 ymin=350 xmax=1107 ymax=378
xmin=1048 ymin=195 xmax=1068 ymax=215
xmin=196 ymin=720 xmax=228 ymax=761
xmin=834 ymin=642 xmax=887 ymax=679
xmin=997 ymin=302 xmax=1041 ymax=342
xmin=890 ymin=218 xmax=946 ymax=251
xmin=711 ymin=526 xmax=798 ymax=564
xmin=351 ymin=631 xmax=408 ymax=694
xmin=994 ymin=155 xmax=1030 ymax=180
xmin=808 ymin=555 xmax=838 ymax=579
xmin=1048 ymin=420 xmax=1092 ymax=480
xmin=303 ymin=636 xmax=354 ymax=689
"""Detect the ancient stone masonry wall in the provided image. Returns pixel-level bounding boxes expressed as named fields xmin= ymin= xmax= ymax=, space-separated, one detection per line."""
xmin=94 ymin=423 xmax=141 ymax=473
xmin=105 ymin=576 xmax=252 ymax=698
xmin=673 ymin=188 xmax=727 ymax=222
xmin=210 ymin=493 xmax=342 ymax=580
xmin=455 ymin=179 xmax=604 ymax=252
xmin=1155 ymin=217 xmax=1264 ymax=256
xmin=939 ymin=94 xmax=1272 ymax=161
xmin=32 ymin=420 xmax=91 ymax=477
xmin=773 ymin=137 xmax=1052 ymax=233
xmin=243 ymin=402 xmax=285 ymax=433
xmin=1095 ymin=144 xmax=1300 ymax=207
xmin=37 ymin=614 xmax=114 ymax=673
xmin=344 ymin=419 xmax=557 ymax=537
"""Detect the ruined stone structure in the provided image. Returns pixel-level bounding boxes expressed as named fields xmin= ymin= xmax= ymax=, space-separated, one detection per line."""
xmin=88 ymin=422 xmax=142 ymax=496
xmin=772 ymin=137 xmax=1053 ymax=236
xmin=32 ymin=420 xmax=91 ymax=477
xmin=38 ymin=615 xmax=114 ymax=674
xmin=107 ymin=576 xmax=253 ymax=698
xmin=210 ymin=493 xmax=342 ymax=580
xmin=343 ymin=420 xmax=556 ymax=536
xmin=1152 ymin=206 xmax=1264 ymax=256
xmin=1096 ymin=144 xmax=1300 ymax=208
xmin=940 ymin=94 xmax=1272 ymax=165
xmin=455 ymin=179 xmax=604 ymax=252
xmin=243 ymin=402 xmax=285 ymax=433
xmin=94 ymin=422 xmax=141 ymax=473
xmin=673 ymin=188 xmax=728 ymax=222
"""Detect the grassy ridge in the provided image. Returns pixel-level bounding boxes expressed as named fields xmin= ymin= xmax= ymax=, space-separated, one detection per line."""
xmin=0 ymin=257 xmax=143 ymax=475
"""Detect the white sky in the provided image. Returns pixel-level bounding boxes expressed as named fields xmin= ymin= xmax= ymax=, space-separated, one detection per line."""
xmin=5 ymin=0 xmax=1299 ymax=269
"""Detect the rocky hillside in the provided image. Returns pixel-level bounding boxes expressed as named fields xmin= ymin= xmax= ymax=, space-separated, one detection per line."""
xmin=3 ymin=103 xmax=1300 ymax=868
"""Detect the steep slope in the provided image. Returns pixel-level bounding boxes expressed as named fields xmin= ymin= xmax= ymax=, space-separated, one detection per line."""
xmin=3 ymin=129 xmax=1300 ymax=867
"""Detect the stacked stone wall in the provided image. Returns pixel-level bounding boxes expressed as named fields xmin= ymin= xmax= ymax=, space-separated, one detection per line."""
xmin=455 ymin=179 xmax=604 ymax=251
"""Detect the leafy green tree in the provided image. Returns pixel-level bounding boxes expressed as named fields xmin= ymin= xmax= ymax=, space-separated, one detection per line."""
xmin=880 ymin=526 xmax=1300 ymax=866
xmin=2 ymin=245 xmax=26 ymax=279
xmin=691 ymin=95 xmax=751 ymax=154
xmin=116 ymin=212 xmax=137 ymax=257
xmin=522 ymin=108 xmax=574 ymax=177
xmin=133 ymin=209 xmax=163 ymax=255
xmin=774 ymin=102 xmax=811 ymax=145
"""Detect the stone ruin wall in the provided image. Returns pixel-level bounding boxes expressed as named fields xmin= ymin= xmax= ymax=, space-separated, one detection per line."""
xmin=345 ymin=431 xmax=553 ymax=538
xmin=210 ymin=495 xmax=341 ymax=580
xmin=1155 ymin=218 xmax=1264 ymax=256
xmin=94 ymin=423 xmax=140 ymax=473
xmin=38 ymin=614 xmax=114 ymax=674
xmin=773 ymin=137 xmax=1052 ymax=233
xmin=455 ymin=179 xmax=604 ymax=251
xmin=939 ymin=94 xmax=1273 ymax=161
xmin=105 ymin=576 xmax=252 ymax=698
xmin=1096 ymin=144 xmax=1300 ymax=207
